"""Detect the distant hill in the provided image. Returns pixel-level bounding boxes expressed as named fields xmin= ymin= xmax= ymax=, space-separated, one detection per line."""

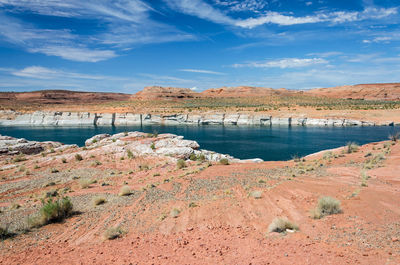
xmin=0 ymin=90 xmax=129 ymax=105
xmin=133 ymin=86 xmax=200 ymax=100
xmin=306 ymin=83 xmax=400 ymax=101
xmin=200 ymin=86 xmax=294 ymax=97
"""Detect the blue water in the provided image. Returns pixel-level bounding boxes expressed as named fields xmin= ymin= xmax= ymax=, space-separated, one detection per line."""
xmin=0 ymin=125 xmax=397 ymax=161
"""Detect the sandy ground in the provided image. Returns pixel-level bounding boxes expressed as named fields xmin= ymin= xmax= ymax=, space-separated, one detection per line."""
xmin=0 ymin=136 xmax=399 ymax=264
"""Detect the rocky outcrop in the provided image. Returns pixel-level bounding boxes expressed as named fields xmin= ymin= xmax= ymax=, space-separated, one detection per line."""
xmin=83 ymin=132 xmax=245 ymax=163
xmin=0 ymin=135 xmax=76 ymax=155
xmin=0 ymin=110 xmax=390 ymax=127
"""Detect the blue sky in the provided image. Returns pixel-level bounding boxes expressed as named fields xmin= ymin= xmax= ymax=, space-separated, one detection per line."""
xmin=0 ymin=0 xmax=399 ymax=93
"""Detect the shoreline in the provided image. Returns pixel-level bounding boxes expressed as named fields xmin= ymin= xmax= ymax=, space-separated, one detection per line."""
xmin=0 ymin=110 xmax=397 ymax=127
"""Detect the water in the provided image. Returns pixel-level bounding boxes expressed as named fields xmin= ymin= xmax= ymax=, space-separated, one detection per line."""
xmin=0 ymin=125 xmax=397 ymax=161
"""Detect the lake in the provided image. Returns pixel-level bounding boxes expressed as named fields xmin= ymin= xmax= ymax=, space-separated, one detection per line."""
xmin=0 ymin=125 xmax=397 ymax=161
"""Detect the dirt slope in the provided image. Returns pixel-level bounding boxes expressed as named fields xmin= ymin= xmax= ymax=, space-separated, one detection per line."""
xmin=1 ymin=134 xmax=399 ymax=264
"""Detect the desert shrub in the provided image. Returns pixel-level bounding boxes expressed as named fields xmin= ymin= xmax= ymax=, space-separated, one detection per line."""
xmin=219 ymin=158 xmax=229 ymax=165
xmin=92 ymin=196 xmax=106 ymax=206
xmin=268 ymin=217 xmax=299 ymax=233
xmin=61 ymin=158 xmax=67 ymax=163
xmin=311 ymin=196 xmax=342 ymax=219
xmin=150 ymin=143 xmax=155 ymax=150
xmin=189 ymin=153 xmax=197 ymax=161
xmin=13 ymin=154 xmax=27 ymax=163
xmin=0 ymin=226 xmax=14 ymax=240
xmin=249 ymin=190 xmax=262 ymax=199
xmin=30 ymin=197 xmax=73 ymax=228
xmin=197 ymin=154 xmax=206 ymax=162
xmin=51 ymin=168 xmax=59 ymax=173
xmin=389 ymin=132 xmax=400 ymax=142
xmin=170 ymin=208 xmax=180 ymax=218
xmin=119 ymin=185 xmax=131 ymax=196
xmin=75 ymin=154 xmax=83 ymax=161
xmin=127 ymin=149 xmax=134 ymax=159
xmin=177 ymin=159 xmax=186 ymax=169
xmin=188 ymin=202 xmax=198 ymax=208
xmin=346 ymin=142 xmax=359 ymax=154
xmin=79 ymin=178 xmax=95 ymax=189
xmin=103 ymin=226 xmax=123 ymax=240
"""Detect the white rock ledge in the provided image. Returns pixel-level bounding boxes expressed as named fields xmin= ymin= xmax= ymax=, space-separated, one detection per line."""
xmin=0 ymin=110 xmax=394 ymax=127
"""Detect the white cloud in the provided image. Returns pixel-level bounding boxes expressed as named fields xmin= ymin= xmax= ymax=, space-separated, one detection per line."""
xmin=12 ymin=66 xmax=120 ymax=80
xmin=0 ymin=1 xmax=195 ymax=62
xmin=29 ymin=47 xmax=117 ymax=63
xmin=165 ymin=0 xmax=397 ymax=29
xmin=180 ymin=69 xmax=225 ymax=75
xmin=233 ymin=58 xmax=328 ymax=69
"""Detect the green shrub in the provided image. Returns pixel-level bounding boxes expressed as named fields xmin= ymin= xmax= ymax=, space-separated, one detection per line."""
xmin=268 ymin=217 xmax=299 ymax=233
xmin=311 ymin=196 xmax=342 ymax=219
xmin=150 ymin=143 xmax=155 ymax=150
xmin=30 ymin=197 xmax=73 ymax=228
xmin=177 ymin=159 xmax=186 ymax=169
xmin=75 ymin=154 xmax=83 ymax=161
xmin=127 ymin=149 xmax=134 ymax=159
xmin=219 ymin=158 xmax=229 ymax=165
xmin=189 ymin=153 xmax=197 ymax=161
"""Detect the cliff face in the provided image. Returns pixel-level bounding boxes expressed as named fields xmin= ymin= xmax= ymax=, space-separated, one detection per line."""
xmin=307 ymin=83 xmax=400 ymax=100
xmin=0 ymin=110 xmax=388 ymax=126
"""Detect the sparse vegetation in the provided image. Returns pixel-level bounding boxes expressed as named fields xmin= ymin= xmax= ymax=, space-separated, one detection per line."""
xmin=79 ymin=178 xmax=95 ymax=189
xmin=127 ymin=149 xmax=134 ymax=159
xmin=177 ymin=159 xmax=186 ymax=169
xmin=119 ymin=185 xmax=132 ymax=196
xmin=13 ymin=154 xmax=27 ymax=163
xmin=389 ymin=132 xmax=400 ymax=142
xmin=170 ymin=208 xmax=180 ymax=218
xmin=268 ymin=217 xmax=299 ymax=233
xmin=311 ymin=196 xmax=342 ymax=219
xmin=51 ymin=168 xmax=59 ymax=173
xmin=29 ymin=196 xmax=73 ymax=228
xmin=249 ymin=190 xmax=262 ymax=199
xmin=150 ymin=143 xmax=155 ymax=150
xmin=92 ymin=196 xmax=106 ymax=206
xmin=103 ymin=226 xmax=123 ymax=240
xmin=75 ymin=154 xmax=83 ymax=161
xmin=0 ymin=226 xmax=14 ymax=240
xmin=219 ymin=158 xmax=229 ymax=165
xmin=61 ymin=158 xmax=67 ymax=163
xmin=346 ymin=142 xmax=359 ymax=154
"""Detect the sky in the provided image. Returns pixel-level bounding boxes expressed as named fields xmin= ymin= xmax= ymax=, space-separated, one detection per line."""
xmin=0 ymin=0 xmax=399 ymax=93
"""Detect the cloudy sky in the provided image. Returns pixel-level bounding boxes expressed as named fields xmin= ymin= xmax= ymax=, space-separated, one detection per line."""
xmin=0 ymin=0 xmax=399 ymax=92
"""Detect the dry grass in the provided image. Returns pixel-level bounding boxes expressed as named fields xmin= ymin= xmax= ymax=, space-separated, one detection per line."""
xmin=219 ymin=158 xmax=229 ymax=165
xmin=249 ymin=190 xmax=262 ymax=199
xmin=177 ymin=159 xmax=186 ymax=169
xmin=92 ymin=196 xmax=106 ymax=206
xmin=311 ymin=196 xmax=342 ymax=219
xmin=268 ymin=217 xmax=299 ymax=233
xmin=170 ymin=208 xmax=180 ymax=218
xmin=119 ymin=185 xmax=132 ymax=196
xmin=79 ymin=178 xmax=95 ymax=189
xmin=346 ymin=142 xmax=359 ymax=154
xmin=103 ymin=226 xmax=123 ymax=240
